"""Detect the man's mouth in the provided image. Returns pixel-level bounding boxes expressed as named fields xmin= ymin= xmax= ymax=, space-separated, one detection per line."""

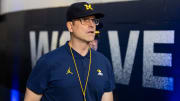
xmin=88 ymin=31 xmax=95 ymax=34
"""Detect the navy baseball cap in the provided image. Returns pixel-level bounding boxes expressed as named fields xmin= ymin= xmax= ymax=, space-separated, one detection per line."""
xmin=66 ymin=2 xmax=104 ymax=21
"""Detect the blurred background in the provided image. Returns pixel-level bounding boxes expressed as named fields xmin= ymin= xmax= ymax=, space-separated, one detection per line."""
xmin=0 ymin=0 xmax=180 ymax=101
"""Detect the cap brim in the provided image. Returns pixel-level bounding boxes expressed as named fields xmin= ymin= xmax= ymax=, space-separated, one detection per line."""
xmin=70 ymin=12 xmax=104 ymax=20
xmin=92 ymin=13 xmax=104 ymax=18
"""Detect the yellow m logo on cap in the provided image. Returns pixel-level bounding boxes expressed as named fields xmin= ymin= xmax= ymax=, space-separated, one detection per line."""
xmin=84 ymin=4 xmax=93 ymax=10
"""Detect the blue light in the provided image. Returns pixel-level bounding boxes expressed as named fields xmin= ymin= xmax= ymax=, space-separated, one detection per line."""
xmin=11 ymin=55 xmax=20 ymax=101
xmin=10 ymin=89 xmax=19 ymax=101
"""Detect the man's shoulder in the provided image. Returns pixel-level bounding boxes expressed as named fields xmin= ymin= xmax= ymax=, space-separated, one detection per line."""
xmin=39 ymin=45 xmax=67 ymax=64
xmin=91 ymin=49 xmax=109 ymax=61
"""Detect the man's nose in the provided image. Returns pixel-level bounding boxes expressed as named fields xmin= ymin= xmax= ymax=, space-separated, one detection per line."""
xmin=88 ymin=19 xmax=96 ymax=27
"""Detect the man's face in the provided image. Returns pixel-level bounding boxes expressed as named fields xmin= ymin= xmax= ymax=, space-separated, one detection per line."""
xmin=67 ymin=15 xmax=97 ymax=43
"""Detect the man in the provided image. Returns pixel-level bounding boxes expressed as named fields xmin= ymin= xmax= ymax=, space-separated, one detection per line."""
xmin=24 ymin=2 xmax=115 ymax=101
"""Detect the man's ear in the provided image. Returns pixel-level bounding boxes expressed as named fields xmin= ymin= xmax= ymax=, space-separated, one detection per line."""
xmin=66 ymin=21 xmax=73 ymax=32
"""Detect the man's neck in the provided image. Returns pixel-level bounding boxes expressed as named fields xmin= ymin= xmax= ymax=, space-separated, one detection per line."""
xmin=69 ymin=39 xmax=90 ymax=56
